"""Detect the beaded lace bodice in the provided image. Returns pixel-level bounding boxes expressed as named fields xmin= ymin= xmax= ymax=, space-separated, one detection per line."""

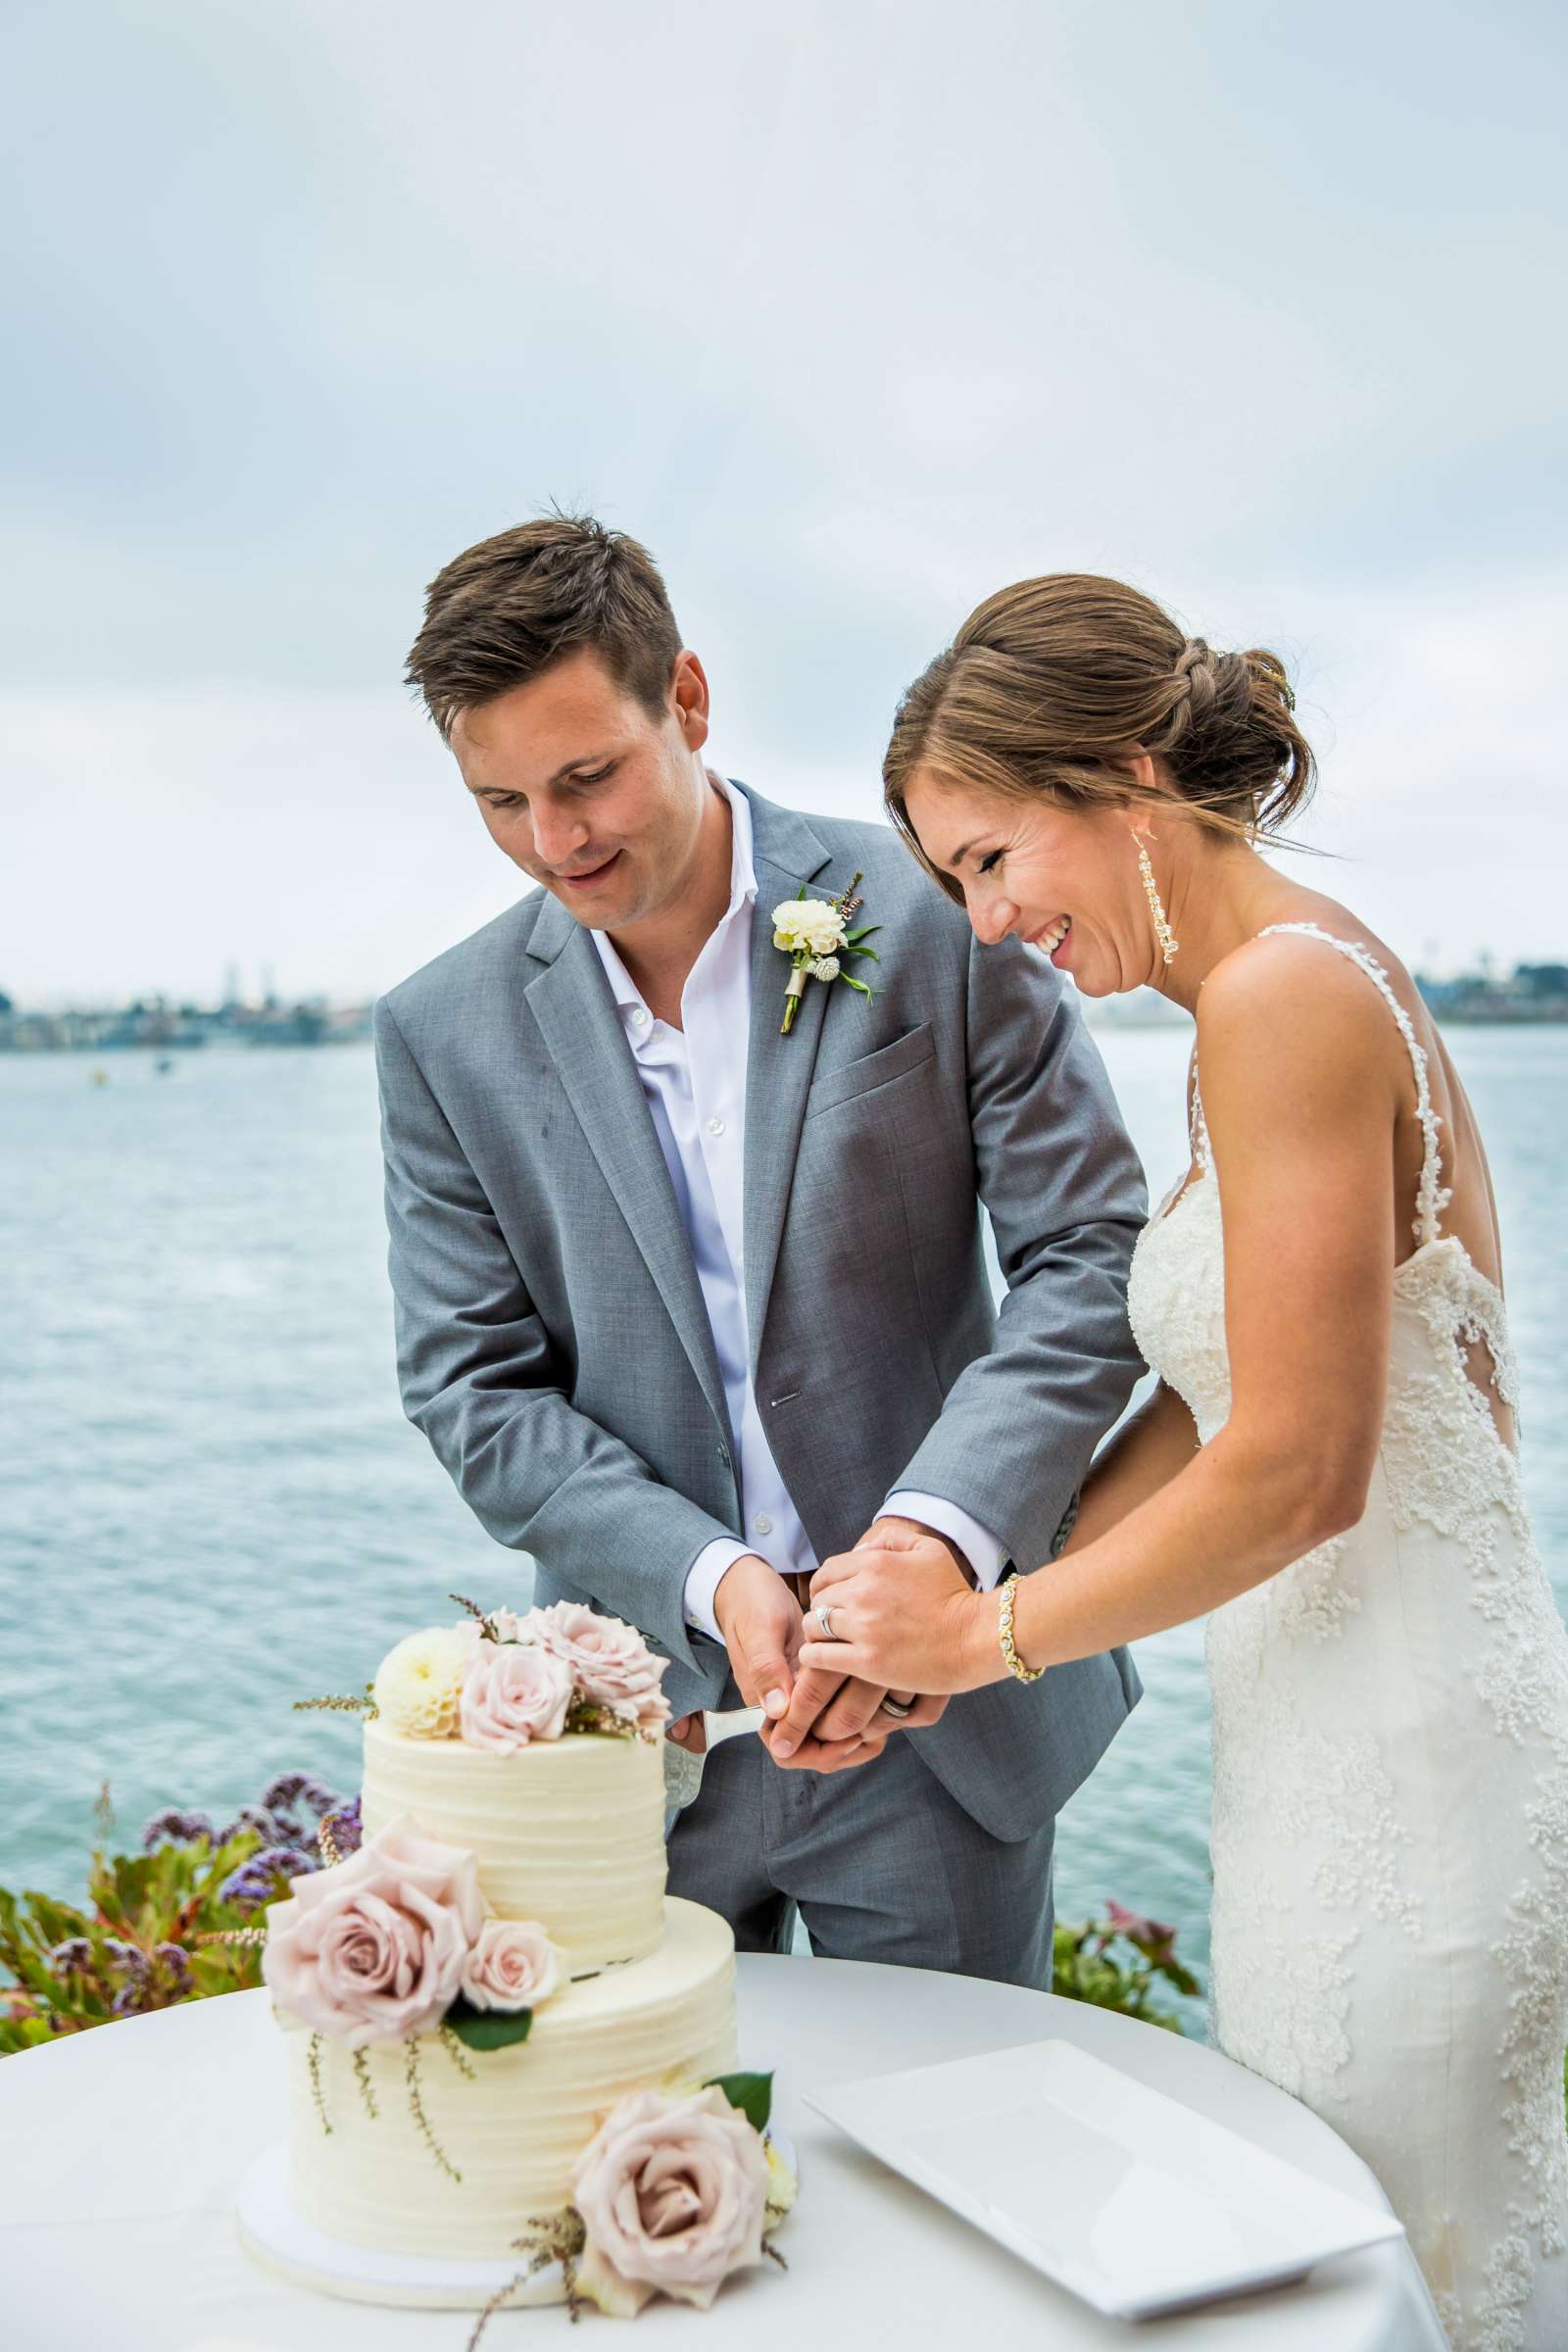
xmin=1125 ymin=923 xmax=1568 ymax=2352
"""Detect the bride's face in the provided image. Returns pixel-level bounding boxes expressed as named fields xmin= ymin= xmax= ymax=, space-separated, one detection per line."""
xmin=903 ymin=769 xmax=1165 ymax=998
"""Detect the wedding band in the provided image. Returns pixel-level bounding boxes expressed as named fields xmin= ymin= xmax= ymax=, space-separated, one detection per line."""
xmin=879 ymin=1694 xmax=914 ymax=1721
xmin=814 ymin=1602 xmax=840 ymax=1641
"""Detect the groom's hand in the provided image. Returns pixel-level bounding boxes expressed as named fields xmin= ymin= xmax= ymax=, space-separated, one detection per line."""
xmin=712 ymin=1553 xmax=802 ymax=1725
xmin=766 ymin=1516 xmax=957 ymax=1761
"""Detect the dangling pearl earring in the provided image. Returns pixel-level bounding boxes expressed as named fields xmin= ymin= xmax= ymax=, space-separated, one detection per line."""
xmin=1134 ymin=829 xmax=1179 ymax=963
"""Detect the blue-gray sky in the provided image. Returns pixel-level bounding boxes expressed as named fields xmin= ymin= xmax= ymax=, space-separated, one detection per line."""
xmin=5 ymin=0 xmax=1564 ymax=1001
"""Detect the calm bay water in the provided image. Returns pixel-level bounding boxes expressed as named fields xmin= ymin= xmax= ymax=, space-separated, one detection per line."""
xmin=3 ymin=1027 xmax=1564 ymax=2007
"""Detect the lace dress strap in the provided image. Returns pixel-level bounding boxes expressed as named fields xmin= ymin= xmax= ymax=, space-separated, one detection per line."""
xmin=1256 ymin=921 xmax=1452 ymax=1247
xmin=1189 ymin=1061 xmax=1215 ymax=1177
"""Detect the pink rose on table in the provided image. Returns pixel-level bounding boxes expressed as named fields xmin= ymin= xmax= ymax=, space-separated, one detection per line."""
xmin=526 ymin=1600 xmax=672 ymax=1729
xmin=460 ymin=1919 xmax=563 ymax=2012
xmin=570 ymin=2085 xmax=770 ymax=2316
xmin=460 ymin=1637 xmax=573 ymax=1750
xmin=261 ymin=1815 xmax=482 ymax=2049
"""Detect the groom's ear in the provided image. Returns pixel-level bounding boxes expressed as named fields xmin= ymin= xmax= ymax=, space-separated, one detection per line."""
xmin=670 ymin=650 xmax=710 ymax=752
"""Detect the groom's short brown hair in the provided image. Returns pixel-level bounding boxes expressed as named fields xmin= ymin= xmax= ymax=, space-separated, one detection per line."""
xmin=406 ymin=512 xmax=683 ymax=740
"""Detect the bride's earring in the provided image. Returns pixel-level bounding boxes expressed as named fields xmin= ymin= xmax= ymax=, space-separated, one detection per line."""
xmin=1134 ymin=829 xmax=1179 ymax=963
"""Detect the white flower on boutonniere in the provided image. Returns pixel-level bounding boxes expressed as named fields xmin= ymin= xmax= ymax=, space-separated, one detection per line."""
xmin=771 ymin=872 xmax=881 ymax=1034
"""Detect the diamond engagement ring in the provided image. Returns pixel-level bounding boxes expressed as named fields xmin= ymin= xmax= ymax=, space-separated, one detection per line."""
xmin=814 ymin=1602 xmax=840 ymax=1641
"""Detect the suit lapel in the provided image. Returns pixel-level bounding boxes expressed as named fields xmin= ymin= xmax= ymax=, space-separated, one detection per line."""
xmin=740 ymin=791 xmax=838 ymax=1367
xmin=523 ymin=896 xmax=730 ymax=1437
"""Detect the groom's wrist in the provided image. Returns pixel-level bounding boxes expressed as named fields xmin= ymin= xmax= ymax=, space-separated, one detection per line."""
xmin=879 ymin=1492 xmax=1006 ymax=1589
xmin=869 ymin=1513 xmax=980 ymax=1591
xmin=711 ymin=1552 xmax=784 ymax=1643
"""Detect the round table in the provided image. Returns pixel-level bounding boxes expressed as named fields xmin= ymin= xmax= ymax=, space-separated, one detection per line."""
xmin=0 ymin=1956 xmax=1446 ymax=2351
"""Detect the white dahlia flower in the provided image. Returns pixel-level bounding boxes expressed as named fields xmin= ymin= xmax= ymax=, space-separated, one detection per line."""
xmin=372 ymin=1626 xmax=474 ymax=1740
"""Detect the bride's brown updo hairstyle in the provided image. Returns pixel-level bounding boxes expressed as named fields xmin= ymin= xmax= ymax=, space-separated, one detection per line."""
xmin=883 ymin=574 xmax=1316 ymax=906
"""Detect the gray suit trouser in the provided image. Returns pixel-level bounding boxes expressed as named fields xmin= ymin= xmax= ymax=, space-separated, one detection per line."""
xmin=666 ymin=1706 xmax=1056 ymax=1989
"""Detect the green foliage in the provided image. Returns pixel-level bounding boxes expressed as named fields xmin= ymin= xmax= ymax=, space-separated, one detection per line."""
xmin=444 ymin=1995 xmax=534 ymax=2051
xmin=705 ymin=2069 xmax=774 ymax=2132
xmin=1052 ymin=1906 xmax=1201 ymax=2034
xmin=0 ymin=1788 xmax=325 ymax=2058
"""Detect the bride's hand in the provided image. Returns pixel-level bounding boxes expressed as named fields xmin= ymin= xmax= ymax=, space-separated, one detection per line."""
xmin=794 ymin=1536 xmax=1002 ymax=1699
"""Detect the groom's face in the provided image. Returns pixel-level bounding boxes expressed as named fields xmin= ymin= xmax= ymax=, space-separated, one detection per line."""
xmin=450 ymin=648 xmax=712 ymax=932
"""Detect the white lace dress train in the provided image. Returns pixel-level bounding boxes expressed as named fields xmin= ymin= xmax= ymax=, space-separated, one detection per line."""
xmin=1126 ymin=924 xmax=1568 ymax=2351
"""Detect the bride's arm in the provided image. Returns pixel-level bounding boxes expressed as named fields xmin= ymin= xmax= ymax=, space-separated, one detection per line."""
xmin=794 ymin=935 xmax=1402 ymax=1698
xmin=1060 ymin=1382 xmax=1201 ymax=1553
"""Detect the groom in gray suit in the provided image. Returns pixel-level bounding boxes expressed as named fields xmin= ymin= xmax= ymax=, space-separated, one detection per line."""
xmin=376 ymin=513 xmax=1147 ymax=1987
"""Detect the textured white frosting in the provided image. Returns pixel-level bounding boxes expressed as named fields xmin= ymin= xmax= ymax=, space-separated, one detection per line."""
xmin=279 ymin=1896 xmax=738 ymax=2259
xmin=360 ymin=1718 xmax=667 ymax=1976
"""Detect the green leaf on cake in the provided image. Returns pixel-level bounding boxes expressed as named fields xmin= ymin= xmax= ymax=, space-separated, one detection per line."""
xmin=443 ymin=1995 xmax=534 ymax=2051
xmin=705 ymin=2070 xmax=773 ymax=2132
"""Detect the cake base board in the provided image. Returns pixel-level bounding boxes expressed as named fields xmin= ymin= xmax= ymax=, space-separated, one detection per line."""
xmin=235 ymin=2140 xmax=567 ymax=2310
xmin=235 ymin=2131 xmax=798 ymax=2312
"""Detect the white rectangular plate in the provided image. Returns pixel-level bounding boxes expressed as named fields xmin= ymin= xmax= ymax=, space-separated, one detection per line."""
xmin=806 ymin=2038 xmax=1404 ymax=2319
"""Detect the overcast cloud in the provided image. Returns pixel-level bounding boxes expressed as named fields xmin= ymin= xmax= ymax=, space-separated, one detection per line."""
xmin=4 ymin=0 xmax=1564 ymax=1001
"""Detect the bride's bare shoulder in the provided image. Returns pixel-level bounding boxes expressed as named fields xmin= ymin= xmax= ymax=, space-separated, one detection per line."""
xmin=1196 ymin=904 xmax=1414 ymax=1103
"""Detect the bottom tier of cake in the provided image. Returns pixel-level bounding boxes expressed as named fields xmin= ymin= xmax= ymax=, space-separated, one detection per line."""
xmin=277 ymin=1896 xmax=738 ymax=2260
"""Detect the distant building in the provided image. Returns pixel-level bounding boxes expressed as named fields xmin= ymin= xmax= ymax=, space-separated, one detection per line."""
xmin=0 ymin=993 xmax=373 ymax=1052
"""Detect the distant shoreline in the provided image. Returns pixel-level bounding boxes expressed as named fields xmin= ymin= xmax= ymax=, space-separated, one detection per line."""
xmin=4 ymin=1011 xmax=1568 ymax=1054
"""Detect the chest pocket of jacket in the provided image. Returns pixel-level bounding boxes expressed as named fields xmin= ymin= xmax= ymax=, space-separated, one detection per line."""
xmin=805 ymin=1022 xmax=935 ymax=1119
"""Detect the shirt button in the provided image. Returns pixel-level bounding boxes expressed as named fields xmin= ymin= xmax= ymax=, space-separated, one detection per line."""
xmin=754 ymin=1514 xmax=773 ymax=1537
xmin=630 ymin=1006 xmax=649 ymax=1028
xmin=708 ymin=1115 xmax=725 ymax=1137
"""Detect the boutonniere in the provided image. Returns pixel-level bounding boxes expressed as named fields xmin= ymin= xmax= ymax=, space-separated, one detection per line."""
xmin=772 ymin=871 xmax=882 ymax=1035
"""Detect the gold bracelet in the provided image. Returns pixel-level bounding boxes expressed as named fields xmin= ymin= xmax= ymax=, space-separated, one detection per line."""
xmin=998 ymin=1571 xmax=1044 ymax=1683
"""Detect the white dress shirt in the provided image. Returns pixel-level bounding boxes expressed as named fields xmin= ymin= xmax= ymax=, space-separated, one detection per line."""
xmin=589 ymin=774 xmax=1005 ymax=1642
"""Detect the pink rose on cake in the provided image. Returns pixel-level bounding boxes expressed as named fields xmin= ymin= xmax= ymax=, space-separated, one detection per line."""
xmin=570 ymin=2085 xmax=771 ymax=2316
xmin=460 ymin=1636 xmax=574 ymax=1750
xmin=466 ymin=1606 xmax=529 ymax=1643
xmin=525 ymin=1600 xmax=672 ymax=1730
xmin=460 ymin=1918 xmax=564 ymax=2012
xmin=262 ymin=1814 xmax=482 ymax=2048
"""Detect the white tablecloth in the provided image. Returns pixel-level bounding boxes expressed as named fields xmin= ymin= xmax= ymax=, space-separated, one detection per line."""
xmin=0 ymin=1955 xmax=1446 ymax=2349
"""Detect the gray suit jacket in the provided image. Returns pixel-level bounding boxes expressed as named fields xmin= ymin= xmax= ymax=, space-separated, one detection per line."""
xmin=373 ymin=783 xmax=1149 ymax=1841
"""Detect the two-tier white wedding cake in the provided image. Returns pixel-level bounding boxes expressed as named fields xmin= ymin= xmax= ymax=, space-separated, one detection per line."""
xmin=237 ymin=1599 xmax=793 ymax=2321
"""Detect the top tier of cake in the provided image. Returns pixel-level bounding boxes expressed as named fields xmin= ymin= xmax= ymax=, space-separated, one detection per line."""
xmin=360 ymin=1717 xmax=668 ymax=1978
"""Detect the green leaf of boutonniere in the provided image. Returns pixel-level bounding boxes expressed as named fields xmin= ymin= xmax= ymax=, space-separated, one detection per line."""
xmin=844 ymin=924 xmax=881 ymax=944
xmin=705 ymin=2070 xmax=774 ymax=2132
xmin=840 ymin=974 xmax=874 ymax=997
xmin=443 ymin=1995 xmax=534 ymax=2051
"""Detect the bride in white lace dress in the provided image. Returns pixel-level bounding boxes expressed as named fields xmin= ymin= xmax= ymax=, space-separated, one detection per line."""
xmin=791 ymin=574 xmax=1568 ymax=2348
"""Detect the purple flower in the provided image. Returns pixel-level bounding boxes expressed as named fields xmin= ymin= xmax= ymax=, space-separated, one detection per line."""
xmin=140 ymin=1808 xmax=216 ymax=1851
xmin=217 ymin=1802 xmax=279 ymax=1845
xmin=297 ymin=1777 xmax=338 ymax=1819
xmin=260 ymin=1773 xmax=312 ymax=1815
xmin=254 ymin=1842 xmax=317 ymax=1878
xmin=219 ymin=1864 xmax=272 ymax=1908
xmin=111 ymin=1983 xmax=154 ymax=2019
xmin=48 ymin=1937 xmax=93 ymax=1976
xmin=102 ymin=1939 xmax=151 ymax=1981
xmin=319 ymin=1795 xmax=363 ymax=1856
xmin=154 ymin=1942 xmax=194 ymax=1994
xmin=220 ymin=1844 xmax=315 ymax=1909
